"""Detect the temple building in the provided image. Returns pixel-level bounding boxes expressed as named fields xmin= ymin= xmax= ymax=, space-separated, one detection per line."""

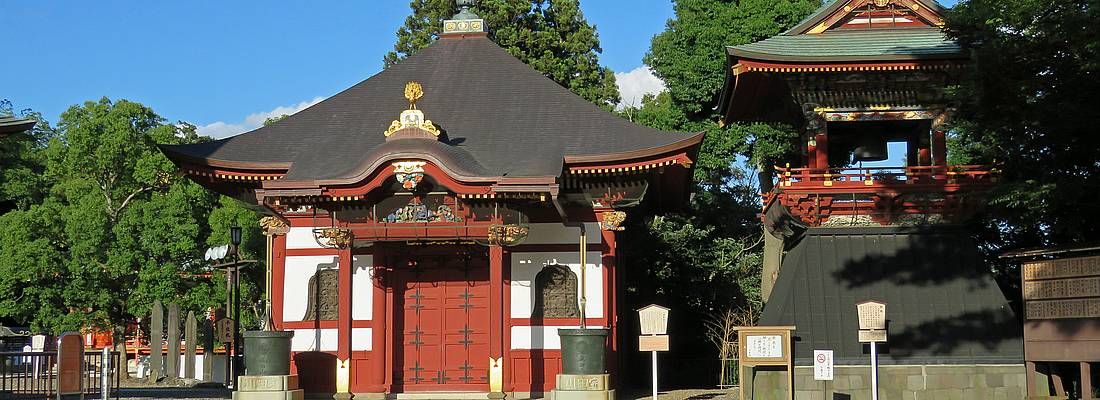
xmin=0 ymin=116 xmax=36 ymax=138
xmin=718 ymin=0 xmax=1025 ymax=398
xmin=160 ymin=6 xmax=699 ymax=398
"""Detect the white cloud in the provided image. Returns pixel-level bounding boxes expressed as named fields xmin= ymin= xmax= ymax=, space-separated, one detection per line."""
xmin=615 ymin=66 xmax=666 ymax=109
xmin=196 ymin=96 xmax=325 ymax=139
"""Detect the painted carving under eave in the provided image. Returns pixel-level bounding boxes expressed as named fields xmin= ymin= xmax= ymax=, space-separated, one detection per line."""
xmin=487 ymin=224 xmax=529 ymax=246
xmin=259 ymin=216 xmax=290 ymax=236
xmin=393 ymin=161 xmax=427 ymax=191
xmin=600 ymin=211 xmax=627 ymax=231
xmin=385 ymin=203 xmax=463 ymax=224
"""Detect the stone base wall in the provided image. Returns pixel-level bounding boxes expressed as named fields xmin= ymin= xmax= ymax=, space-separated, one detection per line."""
xmin=748 ymin=364 xmax=1026 ymax=400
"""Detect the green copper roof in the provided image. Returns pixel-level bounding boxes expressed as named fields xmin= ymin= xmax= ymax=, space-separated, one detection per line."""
xmin=727 ymin=27 xmax=965 ymax=63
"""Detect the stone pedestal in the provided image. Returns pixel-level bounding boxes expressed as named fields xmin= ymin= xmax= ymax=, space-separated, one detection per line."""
xmin=232 ymin=375 xmax=304 ymax=400
xmin=550 ymin=374 xmax=615 ymax=400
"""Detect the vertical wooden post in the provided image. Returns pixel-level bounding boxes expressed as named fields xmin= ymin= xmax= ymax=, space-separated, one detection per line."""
xmin=166 ymin=303 xmax=180 ymax=379
xmin=202 ymin=318 xmax=214 ymax=382
xmin=489 ymin=245 xmax=505 ymax=394
xmin=149 ymin=300 xmax=163 ymax=381
xmin=932 ymin=130 xmax=947 ymax=167
xmin=185 ymin=311 xmax=197 ymax=379
xmin=337 ymin=246 xmax=353 ymax=361
xmin=814 ymin=132 xmax=829 ymax=170
xmin=1026 ymin=361 xmax=1037 ymax=397
xmin=1082 ymin=362 xmax=1094 ymax=400
xmin=370 ymin=258 xmax=388 ymax=392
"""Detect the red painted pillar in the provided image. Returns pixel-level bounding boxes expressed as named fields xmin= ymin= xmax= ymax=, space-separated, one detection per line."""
xmin=932 ymin=130 xmax=948 ymax=167
xmin=370 ymin=254 xmax=388 ymax=392
xmin=600 ymin=228 xmax=619 ymax=386
xmin=272 ymin=234 xmax=287 ymax=331
xmin=489 ymin=245 xmax=505 ymax=391
xmin=815 ymin=132 xmax=829 ymax=170
xmin=337 ymin=246 xmax=353 ymax=361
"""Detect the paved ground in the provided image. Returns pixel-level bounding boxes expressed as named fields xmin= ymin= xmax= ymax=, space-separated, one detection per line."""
xmin=116 ymin=387 xmax=738 ymax=400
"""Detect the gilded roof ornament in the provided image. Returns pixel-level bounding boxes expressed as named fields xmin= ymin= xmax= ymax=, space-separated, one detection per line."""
xmin=384 ymin=81 xmax=441 ymax=138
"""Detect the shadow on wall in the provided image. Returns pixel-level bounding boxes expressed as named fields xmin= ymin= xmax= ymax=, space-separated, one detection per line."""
xmin=294 ymin=351 xmax=336 ymax=395
xmin=888 ymin=309 xmax=1020 ymax=357
xmin=832 ymin=230 xmax=990 ymax=289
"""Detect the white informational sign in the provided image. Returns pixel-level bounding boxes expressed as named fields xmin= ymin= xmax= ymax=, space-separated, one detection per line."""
xmin=857 ymin=300 xmax=887 ymax=330
xmin=745 ymin=335 xmax=784 ymax=358
xmin=638 ymin=304 xmax=670 ymax=335
xmin=813 ymin=350 xmax=834 ymax=381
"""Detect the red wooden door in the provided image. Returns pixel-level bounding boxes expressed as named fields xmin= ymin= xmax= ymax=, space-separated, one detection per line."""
xmin=395 ymin=250 xmax=490 ymax=392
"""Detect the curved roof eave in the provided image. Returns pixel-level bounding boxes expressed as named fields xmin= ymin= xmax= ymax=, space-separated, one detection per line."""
xmin=562 ymin=132 xmax=705 ymax=165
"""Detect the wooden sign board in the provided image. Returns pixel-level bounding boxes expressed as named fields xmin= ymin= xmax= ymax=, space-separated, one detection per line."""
xmin=856 ymin=300 xmax=887 ymax=330
xmin=735 ymin=326 xmax=796 ymax=400
xmin=638 ymin=304 xmax=670 ymax=335
xmin=858 ymin=329 xmax=888 ymax=343
xmin=639 ymin=335 xmax=670 ymax=352
xmin=216 ymin=318 xmax=235 ymax=343
xmin=57 ymin=332 xmax=83 ymax=395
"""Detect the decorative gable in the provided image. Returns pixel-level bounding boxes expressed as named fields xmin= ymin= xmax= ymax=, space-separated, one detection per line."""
xmin=802 ymin=0 xmax=944 ymax=34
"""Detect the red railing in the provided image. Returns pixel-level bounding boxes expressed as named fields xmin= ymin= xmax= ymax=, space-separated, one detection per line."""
xmin=773 ymin=165 xmax=996 ymax=190
xmin=763 ymin=165 xmax=997 ymax=227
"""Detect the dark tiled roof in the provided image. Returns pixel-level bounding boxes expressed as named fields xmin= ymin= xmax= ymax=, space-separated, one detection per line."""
xmin=0 ymin=117 xmax=36 ymax=135
xmin=728 ymin=28 xmax=964 ymax=62
xmin=761 ymin=228 xmax=1022 ymax=365
xmin=163 ymin=35 xmax=699 ymax=181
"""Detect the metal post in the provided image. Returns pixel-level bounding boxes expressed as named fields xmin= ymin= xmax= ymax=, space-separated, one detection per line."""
xmin=579 ymin=225 xmax=587 ymax=329
xmin=870 ymin=341 xmax=879 ymax=400
xmin=233 ymin=258 xmax=241 ymax=388
xmin=651 ymin=350 xmax=658 ymax=400
xmin=225 ymin=265 xmax=232 ymax=388
xmin=101 ymin=347 xmax=110 ymax=400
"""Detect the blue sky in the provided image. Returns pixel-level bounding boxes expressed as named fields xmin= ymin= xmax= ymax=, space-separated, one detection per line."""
xmin=2 ymin=1 xmax=674 ymax=138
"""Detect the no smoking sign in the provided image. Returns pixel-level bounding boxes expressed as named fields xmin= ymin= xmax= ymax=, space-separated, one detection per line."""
xmin=813 ymin=350 xmax=833 ymax=381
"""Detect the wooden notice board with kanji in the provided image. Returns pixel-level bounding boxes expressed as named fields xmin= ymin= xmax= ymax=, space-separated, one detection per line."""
xmin=736 ymin=326 xmax=795 ymax=400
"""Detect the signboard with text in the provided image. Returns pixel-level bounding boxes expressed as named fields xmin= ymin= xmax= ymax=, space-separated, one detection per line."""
xmin=813 ymin=350 xmax=834 ymax=381
xmin=735 ymin=326 xmax=796 ymax=400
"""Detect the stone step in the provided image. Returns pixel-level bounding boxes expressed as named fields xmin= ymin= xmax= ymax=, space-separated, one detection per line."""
xmin=239 ymin=375 xmax=300 ymax=391
xmin=233 ymin=389 xmax=305 ymax=400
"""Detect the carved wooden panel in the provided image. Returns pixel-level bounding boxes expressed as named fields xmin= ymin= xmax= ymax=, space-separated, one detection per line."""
xmin=531 ymin=265 xmax=580 ymax=319
xmin=303 ymin=266 xmax=339 ymax=321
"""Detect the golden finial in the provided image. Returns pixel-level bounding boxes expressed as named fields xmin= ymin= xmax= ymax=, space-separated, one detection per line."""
xmin=384 ymin=81 xmax=440 ymax=137
xmin=404 ymin=81 xmax=424 ymax=109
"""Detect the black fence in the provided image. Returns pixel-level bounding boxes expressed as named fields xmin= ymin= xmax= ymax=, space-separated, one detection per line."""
xmin=0 ymin=350 xmax=120 ymax=399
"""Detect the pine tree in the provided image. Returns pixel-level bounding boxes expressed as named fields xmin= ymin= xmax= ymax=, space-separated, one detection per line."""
xmin=385 ymin=0 xmax=620 ymax=107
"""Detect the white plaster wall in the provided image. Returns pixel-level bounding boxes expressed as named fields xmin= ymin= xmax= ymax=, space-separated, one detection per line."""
xmin=285 ymin=227 xmax=323 ymax=249
xmin=352 ymin=255 xmax=373 ymax=321
xmin=351 ymin=327 xmax=372 ymax=351
xmin=510 ymin=251 xmax=603 ymax=319
xmin=283 ymin=255 xmax=339 ymax=322
xmin=509 ymin=325 xmax=605 ymax=350
xmin=290 ymin=328 xmax=338 ymax=352
xmin=523 ymin=223 xmax=601 ymax=245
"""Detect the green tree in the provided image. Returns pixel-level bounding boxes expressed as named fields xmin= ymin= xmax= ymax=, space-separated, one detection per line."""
xmin=0 ymin=100 xmax=55 ymax=211
xmin=944 ymin=0 xmax=1100 ymax=251
xmin=386 ymin=0 xmax=620 ymax=107
xmin=624 ymin=0 xmax=817 ymax=308
xmin=0 ymin=98 xmax=260 ymax=336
